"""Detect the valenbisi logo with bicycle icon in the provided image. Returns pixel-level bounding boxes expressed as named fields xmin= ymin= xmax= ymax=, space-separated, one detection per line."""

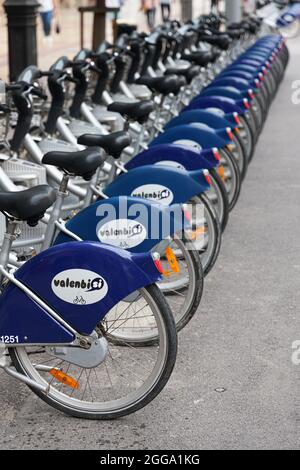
xmin=131 ymin=184 xmax=174 ymax=205
xmin=51 ymin=269 xmax=108 ymax=305
xmin=97 ymin=219 xmax=147 ymax=249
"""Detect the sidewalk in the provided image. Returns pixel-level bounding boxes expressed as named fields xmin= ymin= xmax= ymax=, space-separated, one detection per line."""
xmin=0 ymin=0 xmax=212 ymax=80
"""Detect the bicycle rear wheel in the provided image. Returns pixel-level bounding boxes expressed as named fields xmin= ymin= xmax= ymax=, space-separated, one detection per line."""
xmin=219 ymin=147 xmax=241 ymax=211
xmin=206 ymin=168 xmax=230 ymax=232
xmin=186 ymin=193 xmax=222 ymax=276
xmin=158 ymin=233 xmax=204 ymax=332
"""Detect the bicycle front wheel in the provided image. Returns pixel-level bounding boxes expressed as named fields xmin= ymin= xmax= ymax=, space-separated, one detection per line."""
xmin=9 ymin=285 xmax=177 ymax=420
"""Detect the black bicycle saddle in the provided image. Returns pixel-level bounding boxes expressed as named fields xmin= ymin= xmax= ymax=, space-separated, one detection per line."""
xmin=107 ymin=101 xmax=154 ymax=123
xmin=136 ymin=75 xmax=183 ymax=95
xmin=42 ymin=147 xmax=104 ymax=180
xmin=0 ymin=185 xmax=56 ymax=226
xmin=77 ymin=132 xmax=131 ymax=159
xmin=165 ymin=65 xmax=200 ymax=84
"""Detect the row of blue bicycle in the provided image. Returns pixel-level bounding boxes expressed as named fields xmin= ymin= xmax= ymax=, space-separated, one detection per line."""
xmin=0 ymin=12 xmax=289 ymax=419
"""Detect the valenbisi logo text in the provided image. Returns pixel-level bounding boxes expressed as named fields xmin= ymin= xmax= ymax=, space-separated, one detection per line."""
xmin=51 ymin=269 xmax=108 ymax=305
xmin=155 ymin=160 xmax=185 ymax=170
xmin=131 ymin=184 xmax=174 ymax=205
xmin=175 ymin=139 xmax=202 ymax=152
xmin=97 ymin=219 xmax=147 ymax=249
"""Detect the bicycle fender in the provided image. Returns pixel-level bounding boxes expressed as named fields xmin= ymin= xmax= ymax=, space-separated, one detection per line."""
xmin=54 ymin=196 xmax=188 ymax=253
xmin=125 ymin=144 xmax=219 ymax=171
xmin=165 ymin=109 xmax=234 ymax=131
xmin=0 ymin=242 xmax=162 ymax=341
xmin=225 ymin=64 xmax=265 ymax=76
xmin=149 ymin=123 xmax=229 ymax=149
xmin=104 ymin=165 xmax=210 ymax=204
xmin=184 ymin=96 xmax=245 ymax=115
xmin=219 ymin=69 xmax=259 ymax=83
xmin=208 ymin=77 xmax=257 ymax=93
xmin=200 ymin=85 xmax=248 ymax=101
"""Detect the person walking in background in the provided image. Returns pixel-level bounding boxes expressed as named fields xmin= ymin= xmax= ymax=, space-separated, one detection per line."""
xmin=211 ymin=0 xmax=219 ymax=13
xmin=160 ymin=0 xmax=172 ymax=22
xmin=39 ymin=0 xmax=56 ymax=40
xmin=141 ymin=0 xmax=157 ymax=30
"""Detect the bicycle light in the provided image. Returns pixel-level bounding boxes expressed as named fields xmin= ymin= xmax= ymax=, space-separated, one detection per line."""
xmin=226 ymin=127 xmax=234 ymax=141
xmin=233 ymin=112 xmax=241 ymax=125
xmin=203 ymin=169 xmax=211 ymax=186
xmin=151 ymin=252 xmax=164 ymax=274
xmin=182 ymin=204 xmax=191 ymax=223
xmin=248 ymin=89 xmax=255 ymax=100
xmin=243 ymin=98 xmax=250 ymax=110
xmin=212 ymin=147 xmax=221 ymax=162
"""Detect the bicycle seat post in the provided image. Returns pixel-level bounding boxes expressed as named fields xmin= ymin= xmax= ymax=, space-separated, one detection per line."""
xmin=149 ymin=94 xmax=165 ymax=142
xmin=41 ymin=173 xmax=69 ymax=250
xmin=123 ymin=115 xmax=130 ymax=132
xmin=0 ymin=218 xmax=20 ymax=280
xmin=134 ymin=122 xmax=147 ymax=154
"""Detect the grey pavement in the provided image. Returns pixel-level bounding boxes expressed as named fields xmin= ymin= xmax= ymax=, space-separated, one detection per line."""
xmin=1 ymin=36 xmax=300 ymax=450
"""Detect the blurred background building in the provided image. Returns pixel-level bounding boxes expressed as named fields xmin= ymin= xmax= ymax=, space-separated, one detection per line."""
xmin=0 ymin=0 xmax=245 ymax=80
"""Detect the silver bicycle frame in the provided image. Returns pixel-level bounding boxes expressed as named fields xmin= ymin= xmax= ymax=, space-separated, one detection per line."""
xmin=0 ymin=219 xmax=93 ymax=392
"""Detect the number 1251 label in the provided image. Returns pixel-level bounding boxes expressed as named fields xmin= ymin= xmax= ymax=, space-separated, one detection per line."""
xmin=0 ymin=335 xmax=19 ymax=344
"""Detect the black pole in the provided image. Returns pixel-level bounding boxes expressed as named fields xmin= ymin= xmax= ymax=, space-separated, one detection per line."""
xmin=181 ymin=0 xmax=193 ymax=22
xmin=4 ymin=0 xmax=39 ymax=82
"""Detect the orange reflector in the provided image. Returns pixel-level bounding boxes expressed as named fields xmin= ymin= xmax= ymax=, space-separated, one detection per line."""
xmin=218 ymin=165 xmax=225 ymax=181
xmin=187 ymin=226 xmax=208 ymax=241
xmin=165 ymin=247 xmax=180 ymax=274
xmin=49 ymin=369 xmax=79 ymax=390
xmin=195 ymin=226 xmax=207 ymax=235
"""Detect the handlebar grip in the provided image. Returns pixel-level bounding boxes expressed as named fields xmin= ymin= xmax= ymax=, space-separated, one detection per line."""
xmin=39 ymin=71 xmax=54 ymax=78
xmin=5 ymin=84 xmax=22 ymax=92
xmin=0 ymin=104 xmax=12 ymax=113
xmin=72 ymin=59 xmax=87 ymax=67
xmin=31 ymin=87 xmax=48 ymax=100
xmin=65 ymin=75 xmax=80 ymax=84
xmin=89 ymin=64 xmax=102 ymax=74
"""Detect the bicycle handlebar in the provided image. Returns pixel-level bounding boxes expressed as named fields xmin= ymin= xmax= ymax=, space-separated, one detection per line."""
xmin=30 ymin=86 xmax=48 ymax=100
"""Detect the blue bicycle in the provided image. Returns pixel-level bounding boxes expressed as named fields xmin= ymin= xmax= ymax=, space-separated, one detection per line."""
xmin=0 ymin=185 xmax=178 ymax=419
